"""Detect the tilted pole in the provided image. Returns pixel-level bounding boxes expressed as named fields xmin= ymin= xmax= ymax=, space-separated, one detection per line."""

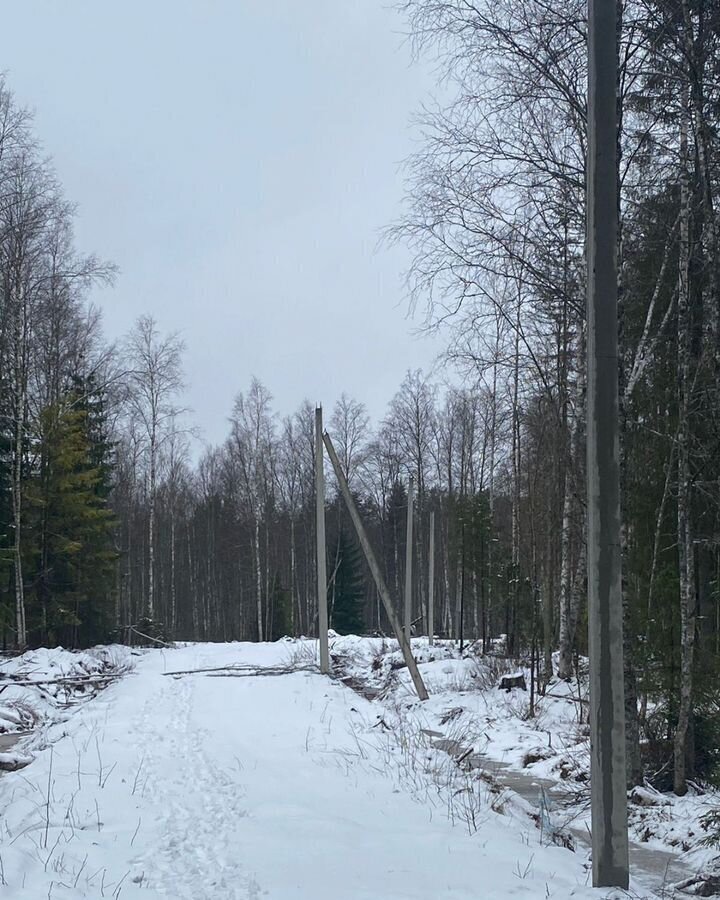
xmin=315 ymin=406 xmax=330 ymax=675
xmin=586 ymin=0 xmax=629 ymax=887
xmin=323 ymin=430 xmax=429 ymax=701
xmin=428 ymin=511 xmax=435 ymax=646
xmin=404 ymin=475 xmax=414 ymax=644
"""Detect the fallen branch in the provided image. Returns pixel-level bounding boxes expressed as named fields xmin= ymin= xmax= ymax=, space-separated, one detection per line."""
xmin=163 ymin=663 xmax=318 ymax=678
xmin=123 ymin=625 xmax=174 ymax=647
xmin=162 ymin=664 xmax=260 ymax=676
xmin=543 ymin=691 xmax=589 ymax=705
xmin=206 ymin=669 xmax=313 ymax=679
xmin=0 ymin=674 xmax=123 ymax=687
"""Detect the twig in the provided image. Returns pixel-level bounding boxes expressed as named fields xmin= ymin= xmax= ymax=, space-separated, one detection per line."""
xmin=131 ymin=757 xmax=145 ymax=796
xmin=456 ymin=747 xmax=474 ymax=765
xmin=543 ymin=691 xmax=589 ymax=705
xmin=73 ymin=854 xmax=88 ymax=888
xmin=123 ymin=626 xmax=174 ymax=647
xmin=44 ymin=746 xmax=54 ymax=850
xmin=101 ymin=762 xmax=117 ymax=789
xmin=112 ymin=870 xmax=129 ymax=899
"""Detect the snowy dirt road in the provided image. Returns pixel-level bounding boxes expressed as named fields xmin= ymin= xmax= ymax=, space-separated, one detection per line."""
xmin=1 ymin=643 xmax=651 ymax=899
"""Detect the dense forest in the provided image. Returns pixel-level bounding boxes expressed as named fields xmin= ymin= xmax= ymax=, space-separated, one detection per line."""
xmin=1 ymin=0 xmax=720 ymax=797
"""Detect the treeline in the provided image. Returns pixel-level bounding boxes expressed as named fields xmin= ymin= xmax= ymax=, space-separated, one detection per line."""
xmin=2 ymin=0 xmax=720 ymax=797
xmin=120 ymin=375 xmax=509 ymax=649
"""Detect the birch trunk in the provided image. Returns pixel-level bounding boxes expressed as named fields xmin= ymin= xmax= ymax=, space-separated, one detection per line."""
xmin=11 ymin=282 xmax=27 ymax=649
xmin=170 ymin=514 xmax=177 ymax=636
xmin=290 ymin=516 xmax=297 ymax=635
xmin=443 ymin=517 xmax=453 ymax=637
xmin=557 ymin=472 xmax=574 ymax=679
xmin=188 ymin=523 xmax=199 ymax=640
xmin=674 ymin=88 xmax=695 ymax=796
xmin=510 ymin=298 xmax=521 ymax=656
xmin=254 ymin=516 xmax=263 ymax=641
xmin=264 ymin=520 xmax=271 ymax=639
xmin=487 ymin=332 xmax=499 ymax=650
xmin=148 ymin=434 xmax=156 ymax=620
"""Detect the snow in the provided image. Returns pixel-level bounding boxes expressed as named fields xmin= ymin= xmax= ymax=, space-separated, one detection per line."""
xmin=0 ymin=638 xmax=714 ymax=898
xmin=0 ymin=750 xmax=34 ymax=770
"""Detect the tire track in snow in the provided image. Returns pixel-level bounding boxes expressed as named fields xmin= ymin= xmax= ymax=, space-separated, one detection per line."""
xmin=130 ymin=659 xmax=262 ymax=899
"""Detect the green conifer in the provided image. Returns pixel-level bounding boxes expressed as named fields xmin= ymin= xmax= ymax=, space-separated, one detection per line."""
xmin=331 ymin=529 xmax=365 ymax=635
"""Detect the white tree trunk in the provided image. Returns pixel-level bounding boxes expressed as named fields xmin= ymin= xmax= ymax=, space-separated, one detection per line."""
xmin=510 ymin=299 xmax=521 ymax=655
xmin=188 ymin=523 xmax=199 ymax=640
xmin=557 ymin=473 xmax=574 ymax=679
xmin=254 ymin=517 xmax=263 ymax=641
xmin=148 ymin=435 xmax=156 ymax=620
xmin=11 ymin=285 xmax=27 ymax=650
xmin=487 ymin=331 xmax=499 ymax=648
xmin=674 ymin=89 xmax=695 ymax=796
xmin=290 ymin=516 xmax=297 ymax=635
xmin=170 ymin=513 xmax=177 ymax=636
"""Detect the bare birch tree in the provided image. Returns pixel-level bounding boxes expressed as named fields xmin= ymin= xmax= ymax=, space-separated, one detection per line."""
xmin=124 ymin=316 xmax=186 ymax=622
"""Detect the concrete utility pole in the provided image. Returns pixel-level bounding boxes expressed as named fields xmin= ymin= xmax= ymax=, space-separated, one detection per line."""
xmin=323 ymin=430 xmax=429 ymax=701
xmin=315 ymin=406 xmax=330 ymax=675
xmin=404 ymin=476 xmax=414 ymax=644
xmin=428 ymin=511 xmax=435 ymax=646
xmin=586 ymin=0 xmax=629 ymax=888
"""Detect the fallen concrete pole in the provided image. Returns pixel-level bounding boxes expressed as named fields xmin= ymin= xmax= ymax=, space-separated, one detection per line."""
xmin=322 ymin=430 xmax=429 ymax=701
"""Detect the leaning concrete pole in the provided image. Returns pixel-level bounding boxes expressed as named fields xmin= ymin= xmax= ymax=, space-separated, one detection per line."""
xmin=428 ymin=511 xmax=435 ymax=646
xmin=315 ymin=406 xmax=330 ymax=675
xmin=323 ymin=430 xmax=429 ymax=701
xmin=586 ymin=0 xmax=629 ymax=887
xmin=404 ymin=476 xmax=414 ymax=644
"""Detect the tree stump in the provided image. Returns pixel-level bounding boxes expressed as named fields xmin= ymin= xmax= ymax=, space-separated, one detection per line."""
xmin=498 ymin=673 xmax=527 ymax=692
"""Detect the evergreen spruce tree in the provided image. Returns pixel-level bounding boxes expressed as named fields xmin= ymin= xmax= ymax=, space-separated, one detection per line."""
xmin=331 ymin=529 xmax=365 ymax=635
xmin=270 ymin=572 xmax=293 ymax=640
xmin=26 ymin=381 xmax=117 ymax=647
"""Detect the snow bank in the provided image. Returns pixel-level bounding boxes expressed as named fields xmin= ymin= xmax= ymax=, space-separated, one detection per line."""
xmin=0 ymin=644 xmax=134 ymax=751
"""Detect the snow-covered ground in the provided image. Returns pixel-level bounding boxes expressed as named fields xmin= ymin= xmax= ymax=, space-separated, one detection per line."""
xmin=0 ymin=638 xmax=716 ymax=898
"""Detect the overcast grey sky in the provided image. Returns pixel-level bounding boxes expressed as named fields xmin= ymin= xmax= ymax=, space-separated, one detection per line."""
xmin=1 ymin=1 xmax=446 ymax=447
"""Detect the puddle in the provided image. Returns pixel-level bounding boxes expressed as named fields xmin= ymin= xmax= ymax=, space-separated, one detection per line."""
xmin=430 ymin=737 xmax=465 ymax=755
xmin=428 ymin=734 xmax=697 ymax=896
xmin=482 ymin=761 xmax=692 ymax=894
xmin=0 ymin=732 xmax=28 ymax=752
